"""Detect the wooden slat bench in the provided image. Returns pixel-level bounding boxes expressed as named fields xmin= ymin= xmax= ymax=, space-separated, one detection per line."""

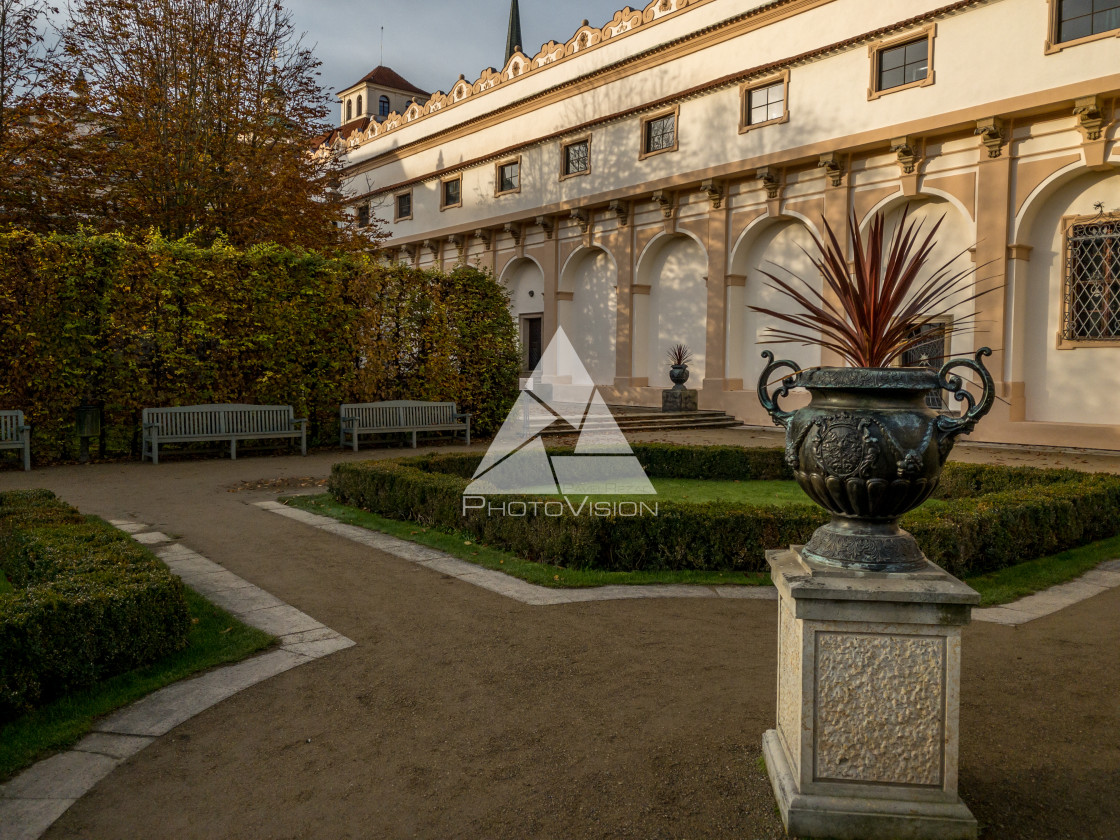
xmin=142 ymin=404 xmax=307 ymax=465
xmin=340 ymin=401 xmax=471 ymax=450
xmin=0 ymin=410 xmax=31 ymax=471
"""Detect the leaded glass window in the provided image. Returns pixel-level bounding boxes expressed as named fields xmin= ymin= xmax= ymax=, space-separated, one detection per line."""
xmin=644 ymin=114 xmax=675 ymax=154
xmin=564 ymin=141 xmax=589 ymax=175
xmin=498 ymin=161 xmax=520 ymax=193
xmin=1064 ymin=218 xmax=1120 ymax=340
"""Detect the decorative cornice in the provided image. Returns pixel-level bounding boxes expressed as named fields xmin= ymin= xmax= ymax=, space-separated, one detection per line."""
xmin=347 ymin=0 xmax=992 ymax=200
xmin=536 ymin=215 xmax=555 ymax=239
xmin=609 ymin=199 xmax=630 ymax=227
xmin=818 ymin=152 xmax=844 ymax=187
xmin=701 ymin=178 xmax=724 ymax=208
xmin=652 ymin=190 xmax=675 ymax=219
xmin=974 ymin=116 xmax=1006 ymax=158
xmin=570 ymin=208 xmax=591 ymax=232
xmin=1073 ymin=95 xmax=1106 ymax=141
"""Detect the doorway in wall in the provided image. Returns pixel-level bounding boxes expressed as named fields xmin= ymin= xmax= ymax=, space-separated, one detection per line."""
xmin=521 ymin=314 xmax=543 ymax=374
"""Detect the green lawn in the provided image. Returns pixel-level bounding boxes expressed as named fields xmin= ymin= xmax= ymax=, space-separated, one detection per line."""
xmin=0 ymin=586 xmax=275 ymax=782
xmin=288 ymin=488 xmax=1120 ymax=608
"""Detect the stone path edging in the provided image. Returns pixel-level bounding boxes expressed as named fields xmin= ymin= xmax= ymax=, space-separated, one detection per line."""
xmin=0 ymin=522 xmax=355 ymax=840
xmin=260 ymin=501 xmax=1120 ymax=624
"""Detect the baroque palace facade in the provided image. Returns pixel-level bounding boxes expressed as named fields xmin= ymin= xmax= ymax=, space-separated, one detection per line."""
xmin=329 ymin=0 xmax=1120 ymax=450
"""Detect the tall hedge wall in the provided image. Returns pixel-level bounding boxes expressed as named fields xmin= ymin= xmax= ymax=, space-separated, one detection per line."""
xmin=0 ymin=229 xmax=521 ymax=463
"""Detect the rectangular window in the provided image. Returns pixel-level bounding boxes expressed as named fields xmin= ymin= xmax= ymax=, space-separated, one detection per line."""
xmin=1063 ymin=217 xmax=1120 ymax=342
xmin=496 ymin=159 xmax=520 ymax=195
xmin=645 ymin=114 xmax=675 ymax=153
xmin=901 ymin=321 xmax=950 ymax=409
xmin=394 ymin=191 xmax=412 ymax=221
xmin=563 ymin=140 xmax=590 ymax=177
xmin=640 ymin=108 xmax=679 ymax=159
xmin=868 ymin=26 xmax=935 ymax=100
xmin=356 ymin=203 xmax=370 ymax=227
xmin=740 ymin=72 xmax=790 ymax=132
xmin=441 ymin=177 xmax=461 ymax=210
xmin=1057 ymin=0 xmax=1120 ymax=42
xmin=878 ymin=38 xmax=928 ymax=91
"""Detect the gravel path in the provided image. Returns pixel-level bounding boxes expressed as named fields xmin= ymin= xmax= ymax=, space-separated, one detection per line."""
xmin=0 ymin=435 xmax=1116 ymax=839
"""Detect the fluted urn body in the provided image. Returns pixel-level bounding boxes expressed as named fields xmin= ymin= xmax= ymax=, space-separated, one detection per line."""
xmin=758 ymin=351 xmax=994 ymax=572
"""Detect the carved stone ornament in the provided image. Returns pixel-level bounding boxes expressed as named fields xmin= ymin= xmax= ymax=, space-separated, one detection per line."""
xmin=1073 ymin=95 xmax=1106 ymax=142
xmin=651 ymin=190 xmax=674 ymax=219
xmin=474 ymin=228 xmax=493 ymax=248
xmin=757 ymin=350 xmax=995 ymax=571
xmin=817 ymin=153 xmax=844 ymax=187
xmin=536 ymin=215 xmax=555 ymax=239
xmin=974 ymin=117 xmax=1005 ymax=158
xmin=701 ymin=179 xmax=723 ymax=209
xmin=504 ymin=222 xmax=522 ymax=246
xmin=570 ymin=209 xmax=590 ymax=233
xmin=447 ymin=234 xmax=464 ymax=256
xmin=890 ymin=136 xmax=921 ymax=175
xmin=757 ymin=167 xmax=781 ymax=199
xmin=423 ymin=239 xmax=440 ymax=256
xmin=609 ymin=199 xmax=630 ymax=227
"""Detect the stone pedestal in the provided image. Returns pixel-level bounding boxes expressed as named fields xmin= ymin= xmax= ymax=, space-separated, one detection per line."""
xmin=763 ymin=548 xmax=979 ymax=840
xmin=661 ymin=388 xmax=697 ymax=411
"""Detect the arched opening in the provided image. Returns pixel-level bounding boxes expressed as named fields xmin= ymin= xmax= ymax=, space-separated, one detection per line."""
xmin=356 ymin=94 xmax=363 ymax=115
xmin=346 ymin=98 xmax=352 ymax=121
xmin=379 ymin=95 xmax=391 ymax=117
xmin=559 ymin=247 xmax=618 ymax=385
xmin=1017 ymin=169 xmax=1120 ymax=425
xmin=634 ymin=234 xmax=708 ymax=387
xmin=500 ymin=257 xmax=546 ymax=374
xmin=728 ymin=217 xmax=822 ymax=389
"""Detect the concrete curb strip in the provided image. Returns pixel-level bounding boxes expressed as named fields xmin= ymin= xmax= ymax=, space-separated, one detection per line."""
xmin=0 ymin=520 xmax=355 ymax=840
xmin=257 ymin=501 xmax=1120 ymax=622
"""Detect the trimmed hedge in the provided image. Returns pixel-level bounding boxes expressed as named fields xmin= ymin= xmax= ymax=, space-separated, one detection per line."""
xmin=0 ymin=490 xmax=191 ymax=722
xmin=329 ymin=445 xmax=1120 ymax=578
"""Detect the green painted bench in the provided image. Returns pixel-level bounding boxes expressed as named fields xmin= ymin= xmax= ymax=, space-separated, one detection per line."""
xmin=340 ymin=401 xmax=471 ymax=450
xmin=142 ymin=404 xmax=307 ymax=464
xmin=0 ymin=410 xmax=31 ymax=471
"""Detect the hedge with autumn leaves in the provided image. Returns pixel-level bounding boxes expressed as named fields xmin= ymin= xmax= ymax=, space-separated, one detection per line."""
xmin=0 ymin=229 xmax=521 ymax=463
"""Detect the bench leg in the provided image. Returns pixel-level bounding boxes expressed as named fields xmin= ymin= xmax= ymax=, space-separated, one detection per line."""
xmin=23 ymin=437 xmax=30 ymax=471
xmin=465 ymin=425 xmax=470 ymax=446
xmin=152 ymin=441 xmax=159 ymax=466
xmin=411 ymin=431 xmax=417 ymax=449
xmin=231 ymin=439 xmax=237 ymax=460
xmin=301 ymin=431 xmax=307 ymax=456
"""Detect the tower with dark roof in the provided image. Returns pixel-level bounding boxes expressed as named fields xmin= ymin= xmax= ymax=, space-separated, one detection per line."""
xmin=505 ymin=0 xmax=523 ymax=64
xmin=336 ymin=66 xmax=429 ymax=128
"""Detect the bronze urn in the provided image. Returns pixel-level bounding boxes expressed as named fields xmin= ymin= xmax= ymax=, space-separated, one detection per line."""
xmin=757 ymin=349 xmax=995 ymax=572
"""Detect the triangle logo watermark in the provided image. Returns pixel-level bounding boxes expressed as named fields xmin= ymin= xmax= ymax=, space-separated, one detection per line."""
xmin=465 ymin=328 xmax=656 ymax=496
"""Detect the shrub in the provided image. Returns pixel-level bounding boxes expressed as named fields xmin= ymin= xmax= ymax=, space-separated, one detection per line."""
xmin=329 ymin=445 xmax=1120 ymax=577
xmin=0 ymin=230 xmax=520 ymax=463
xmin=0 ymin=490 xmax=191 ymax=721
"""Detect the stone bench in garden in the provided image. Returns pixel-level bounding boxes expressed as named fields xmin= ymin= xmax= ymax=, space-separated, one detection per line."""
xmin=0 ymin=410 xmax=31 ymax=471
xmin=142 ymin=404 xmax=307 ymax=464
xmin=340 ymin=401 xmax=471 ymax=450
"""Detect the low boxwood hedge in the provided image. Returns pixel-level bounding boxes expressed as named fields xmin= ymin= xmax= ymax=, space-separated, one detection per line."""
xmin=329 ymin=445 xmax=1120 ymax=579
xmin=0 ymin=490 xmax=191 ymax=722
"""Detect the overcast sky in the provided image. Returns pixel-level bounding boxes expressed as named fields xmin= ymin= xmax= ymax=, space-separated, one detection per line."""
xmin=286 ymin=0 xmax=634 ymax=115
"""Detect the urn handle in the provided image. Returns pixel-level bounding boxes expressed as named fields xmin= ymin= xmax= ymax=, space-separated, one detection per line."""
xmin=935 ymin=347 xmax=995 ymax=444
xmin=757 ymin=350 xmax=801 ymax=428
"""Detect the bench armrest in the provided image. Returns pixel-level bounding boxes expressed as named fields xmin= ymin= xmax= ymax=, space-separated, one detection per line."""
xmin=143 ymin=422 xmax=160 ymax=430
xmin=294 ymin=418 xmax=309 ymax=425
xmin=455 ymin=412 xmax=472 ymax=420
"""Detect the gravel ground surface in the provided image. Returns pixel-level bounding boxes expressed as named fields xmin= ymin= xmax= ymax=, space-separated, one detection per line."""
xmin=0 ymin=430 xmax=1117 ymax=839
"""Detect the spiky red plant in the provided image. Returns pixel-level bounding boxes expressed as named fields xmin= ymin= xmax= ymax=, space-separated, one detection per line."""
xmin=750 ymin=207 xmax=994 ymax=368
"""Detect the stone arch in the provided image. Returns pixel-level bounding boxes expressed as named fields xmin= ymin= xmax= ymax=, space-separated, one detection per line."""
xmin=727 ymin=216 xmax=822 ymax=389
xmin=499 ymin=256 xmax=545 ymax=322
xmin=633 ymin=233 xmax=708 ymax=387
xmin=1014 ymin=168 xmax=1120 ymax=425
xmin=558 ymin=246 xmax=618 ymax=385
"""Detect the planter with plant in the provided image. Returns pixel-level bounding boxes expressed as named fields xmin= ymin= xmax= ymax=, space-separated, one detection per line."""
xmin=662 ymin=343 xmax=697 ymax=411
xmin=753 ymin=208 xmax=996 ymax=572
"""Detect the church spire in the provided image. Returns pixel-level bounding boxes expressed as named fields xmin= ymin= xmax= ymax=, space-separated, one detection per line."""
xmin=505 ymin=0 xmax=523 ymax=65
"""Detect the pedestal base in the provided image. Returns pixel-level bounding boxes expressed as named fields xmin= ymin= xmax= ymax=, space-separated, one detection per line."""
xmin=763 ymin=730 xmax=977 ymax=840
xmin=764 ymin=547 xmax=979 ymax=840
xmin=661 ymin=388 xmax=697 ymax=411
